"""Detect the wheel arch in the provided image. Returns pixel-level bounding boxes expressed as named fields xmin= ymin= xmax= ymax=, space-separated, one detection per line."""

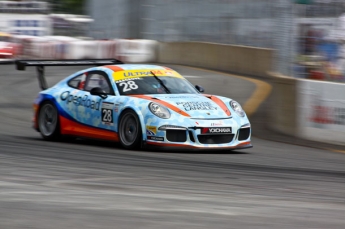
xmin=118 ymin=106 xmax=147 ymax=141
xmin=35 ymin=97 xmax=61 ymax=132
xmin=36 ymin=99 xmax=61 ymax=140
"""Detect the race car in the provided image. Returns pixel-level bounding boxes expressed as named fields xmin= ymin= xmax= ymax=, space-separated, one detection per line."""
xmin=0 ymin=32 xmax=17 ymax=59
xmin=16 ymin=59 xmax=252 ymax=151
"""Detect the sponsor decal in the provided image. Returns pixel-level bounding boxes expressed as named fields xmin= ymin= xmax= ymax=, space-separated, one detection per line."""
xmin=113 ymin=70 xmax=183 ymax=81
xmin=310 ymin=105 xmax=345 ymax=125
xmin=123 ymin=71 xmax=152 ymax=77
xmin=60 ymin=91 xmax=100 ymax=110
xmin=201 ymin=127 xmax=232 ymax=134
xmin=176 ymin=102 xmax=218 ymax=111
xmin=101 ymin=102 xmax=114 ymax=126
xmin=123 ymin=70 xmax=176 ymax=77
xmin=162 ymin=96 xmax=200 ymax=99
xmin=210 ymin=120 xmax=223 ymax=126
xmin=114 ymin=103 xmax=120 ymax=112
xmin=147 ymin=136 xmax=164 ymax=141
xmin=146 ymin=125 xmax=157 ymax=136
xmin=115 ymin=78 xmax=141 ymax=83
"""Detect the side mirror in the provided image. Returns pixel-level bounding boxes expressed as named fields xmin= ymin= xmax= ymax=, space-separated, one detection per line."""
xmin=90 ymin=87 xmax=107 ymax=99
xmin=195 ymin=85 xmax=205 ymax=93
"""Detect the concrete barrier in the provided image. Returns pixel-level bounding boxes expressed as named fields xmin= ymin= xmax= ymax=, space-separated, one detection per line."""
xmin=267 ymin=72 xmax=345 ymax=146
xmin=297 ymin=79 xmax=345 ymax=146
xmin=157 ymin=42 xmax=273 ymax=78
xmin=268 ymin=72 xmax=298 ymax=137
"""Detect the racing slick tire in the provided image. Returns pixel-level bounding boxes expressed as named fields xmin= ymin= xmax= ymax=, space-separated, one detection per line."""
xmin=118 ymin=109 xmax=142 ymax=150
xmin=38 ymin=102 xmax=61 ymax=141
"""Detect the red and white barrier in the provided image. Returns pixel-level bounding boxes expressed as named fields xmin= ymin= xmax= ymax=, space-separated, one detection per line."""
xmin=95 ymin=40 xmax=117 ymax=59
xmin=116 ymin=39 xmax=157 ymax=63
xmin=12 ymin=36 xmax=158 ymax=63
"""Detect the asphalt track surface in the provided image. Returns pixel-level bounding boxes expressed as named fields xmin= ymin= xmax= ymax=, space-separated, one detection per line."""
xmin=0 ymin=64 xmax=344 ymax=229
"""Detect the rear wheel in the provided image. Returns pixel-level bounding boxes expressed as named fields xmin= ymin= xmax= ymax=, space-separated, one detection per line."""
xmin=38 ymin=102 xmax=60 ymax=140
xmin=118 ymin=110 xmax=142 ymax=149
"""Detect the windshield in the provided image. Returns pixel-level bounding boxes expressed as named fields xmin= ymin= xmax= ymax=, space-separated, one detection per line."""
xmin=115 ymin=76 xmax=199 ymax=95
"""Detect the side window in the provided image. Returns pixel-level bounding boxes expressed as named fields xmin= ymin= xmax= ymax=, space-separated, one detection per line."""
xmin=67 ymin=73 xmax=86 ymax=89
xmin=84 ymin=72 xmax=112 ymax=94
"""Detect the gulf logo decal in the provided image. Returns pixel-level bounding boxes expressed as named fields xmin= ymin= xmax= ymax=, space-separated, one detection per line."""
xmin=146 ymin=125 xmax=157 ymax=136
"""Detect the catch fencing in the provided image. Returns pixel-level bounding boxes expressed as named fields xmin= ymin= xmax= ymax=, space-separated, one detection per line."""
xmin=87 ymin=0 xmax=293 ymax=75
xmin=87 ymin=0 xmax=345 ymax=78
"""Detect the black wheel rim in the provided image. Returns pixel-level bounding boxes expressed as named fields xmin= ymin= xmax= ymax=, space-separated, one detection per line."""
xmin=120 ymin=113 xmax=138 ymax=146
xmin=39 ymin=104 xmax=57 ymax=136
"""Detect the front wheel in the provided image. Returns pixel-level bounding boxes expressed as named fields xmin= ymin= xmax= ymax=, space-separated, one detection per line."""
xmin=118 ymin=110 xmax=142 ymax=149
xmin=38 ymin=102 xmax=61 ymax=140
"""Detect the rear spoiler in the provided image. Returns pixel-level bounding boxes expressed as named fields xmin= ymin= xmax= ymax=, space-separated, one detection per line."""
xmin=15 ymin=59 xmax=123 ymax=90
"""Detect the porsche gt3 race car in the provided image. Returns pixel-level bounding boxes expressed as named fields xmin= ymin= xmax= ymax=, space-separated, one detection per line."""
xmin=16 ymin=59 xmax=252 ymax=151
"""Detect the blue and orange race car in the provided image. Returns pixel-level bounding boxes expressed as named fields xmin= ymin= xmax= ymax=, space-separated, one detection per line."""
xmin=16 ymin=59 xmax=252 ymax=151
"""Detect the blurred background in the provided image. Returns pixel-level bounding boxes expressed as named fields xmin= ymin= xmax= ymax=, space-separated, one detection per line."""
xmin=1 ymin=0 xmax=345 ymax=81
xmin=86 ymin=0 xmax=345 ymax=81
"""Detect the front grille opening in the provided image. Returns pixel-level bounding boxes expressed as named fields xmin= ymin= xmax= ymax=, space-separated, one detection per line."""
xmin=166 ymin=129 xmax=187 ymax=142
xmin=238 ymin=128 xmax=250 ymax=141
xmin=188 ymin=130 xmax=195 ymax=142
xmin=197 ymin=134 xmax=234 ymax=144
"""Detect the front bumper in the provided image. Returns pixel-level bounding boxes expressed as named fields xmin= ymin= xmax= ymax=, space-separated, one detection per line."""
xmin=144 ymin=140 xmax=252 ymax=151
xmin=144 ymin=118 xmax=252 ymax=151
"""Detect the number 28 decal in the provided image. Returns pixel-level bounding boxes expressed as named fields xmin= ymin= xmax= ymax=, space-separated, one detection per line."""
xmin=119 ymin=81 xmax=138 ymax=92
xmin=102 ymin=109 xmax=112 ymax=122
xmin=101 ymin=102 xmax=114 ymax=126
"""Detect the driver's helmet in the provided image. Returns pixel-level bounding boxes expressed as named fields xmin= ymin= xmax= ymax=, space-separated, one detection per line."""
xmin=152 ymin=79 xmax=167 ymax=93
xmin=152 ymin=83 xmax=165 ymax=93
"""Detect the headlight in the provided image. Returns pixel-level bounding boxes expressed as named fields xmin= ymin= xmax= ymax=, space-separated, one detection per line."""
xmin=148 ymin=102 xmax=171 ymax=119
xmin=230 ymin=100 xmax=245 ymax=117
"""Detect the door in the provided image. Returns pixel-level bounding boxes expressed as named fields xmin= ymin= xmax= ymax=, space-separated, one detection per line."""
xmin=60 ymin=70 xmax=118 ymax=141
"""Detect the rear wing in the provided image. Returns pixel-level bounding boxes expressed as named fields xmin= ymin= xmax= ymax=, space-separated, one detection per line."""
xmin=15 ymin=59 xmax=123 ymax=90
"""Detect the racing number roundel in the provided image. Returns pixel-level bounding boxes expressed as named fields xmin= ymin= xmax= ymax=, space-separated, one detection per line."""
xmin=101 ymin=102 xmax=114 ymax=126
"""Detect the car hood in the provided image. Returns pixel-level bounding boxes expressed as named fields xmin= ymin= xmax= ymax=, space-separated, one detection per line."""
xmin=139 ymin=94 xmax=232 ymax=119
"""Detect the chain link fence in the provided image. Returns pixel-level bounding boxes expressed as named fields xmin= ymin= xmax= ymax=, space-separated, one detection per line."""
xmin=87 ymin=0 xmax=345 ymax=78
xmin=88 ymin=0 xmax=279 ymax=48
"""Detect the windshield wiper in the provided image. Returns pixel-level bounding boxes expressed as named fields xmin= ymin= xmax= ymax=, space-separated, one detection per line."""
xmin=150 ymin=71 xmax=170 ymax=93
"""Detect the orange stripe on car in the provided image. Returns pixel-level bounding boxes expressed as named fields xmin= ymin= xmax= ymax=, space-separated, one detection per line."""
xmin=104 ymin=65 xmax=124 ymax=72
xmin=237 ymin=141 xmax=251 ymax=147
xmin=60 ymin=116 xmax=119 ymax=141
xmin=33 ymin=104 xmax=39 ymax=129
xmin=129 ymin=95 xmax=191 ymax=117
xmin=203 ymin=94 xmax=231 ymax=116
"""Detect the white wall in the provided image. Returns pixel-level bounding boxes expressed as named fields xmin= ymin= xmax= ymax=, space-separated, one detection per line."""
xmin=298 ymin=79 xmax=345 ymax=145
